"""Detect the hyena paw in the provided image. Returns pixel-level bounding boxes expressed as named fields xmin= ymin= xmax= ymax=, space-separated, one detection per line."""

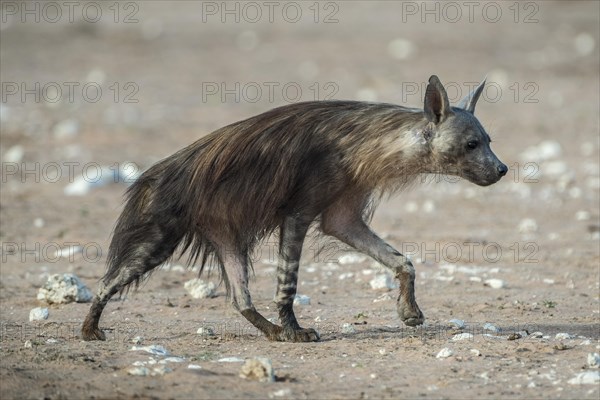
xmin=398 ymin=305 xmax=425 ymax=327
xmin=275 ymin=327 xmax=320 ymax=342
xmin=82 ymin=326 xmax=106 ymax=341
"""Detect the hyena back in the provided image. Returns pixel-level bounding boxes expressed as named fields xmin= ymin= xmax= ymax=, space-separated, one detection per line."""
xmin=82 ymin=75 xmax=507 ymax=342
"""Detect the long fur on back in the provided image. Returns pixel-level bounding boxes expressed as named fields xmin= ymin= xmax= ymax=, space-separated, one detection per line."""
xmin=104 ymin=100 xmax=429 ymax=289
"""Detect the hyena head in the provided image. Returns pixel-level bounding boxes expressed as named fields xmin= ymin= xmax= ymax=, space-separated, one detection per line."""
xmin=421 ymin=75 xmax=507 ymax=186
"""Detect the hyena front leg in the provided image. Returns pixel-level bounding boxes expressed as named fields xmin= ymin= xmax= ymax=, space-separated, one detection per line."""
xmin=322 ymin=199 xmax=424 ymax=327
xmin=274 ymin=216 xmax=320 ymax=342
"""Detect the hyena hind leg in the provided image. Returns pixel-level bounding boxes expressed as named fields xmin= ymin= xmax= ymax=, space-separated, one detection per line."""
xmin=82 ymin=228 xmax=181 ymax=341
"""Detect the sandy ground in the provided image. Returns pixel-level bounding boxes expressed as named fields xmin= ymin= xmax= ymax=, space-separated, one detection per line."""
xmin=1 ymin=1 xmax=599 ymax=399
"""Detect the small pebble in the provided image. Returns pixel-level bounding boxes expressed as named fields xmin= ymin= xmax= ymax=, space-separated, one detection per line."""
xmin=448 ymin=319 xmax=465 ymax=329
xmin=29 ymin=307 xmax=49 ymax=321
xmin=452 ymin=333 xmax=474 ymax=341
xmin=239 ymin=357 xmax=275 ymax=383
xmin=218 ymin=357 xmax=245 ymax=363
xmin=184 ymin=279 xmax=216 ymax=299
xmin=587 ymin=352 xmax=600 ymax=368
xmin=341 ymin=323 xmax=356 ymax=334
xmin=518 ymin=218 xmax=538 ymax=233
xmin=470 ymin=349 xmax=481 ymax=356
xmin=483 ymin=323 xmax=499 ymax=333
xmin=568 ymin=371 xmax=600 ymax=385
xmin=23 ymin=340 xmax=32 ymax=349
xmin=188 ymin=364 xmax=202 ymax=370
xmin=555 ymin=333 xmax=575 ymax=340
xmin=197 ymin=327 xmax=215 ymax=336
xmin=130 ymin=345 xmax=170 ymax=356
xmin=484 ymin=279 xmax=506 ymax=289
xmin=293 ymin=294 xmax=311 ymax=305
xmin=436 ymin=348 xmax=453 ymax=358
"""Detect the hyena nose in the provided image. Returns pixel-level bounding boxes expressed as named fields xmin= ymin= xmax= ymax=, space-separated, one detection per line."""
xmin=497 ymin=163 xmax=508 ymax=176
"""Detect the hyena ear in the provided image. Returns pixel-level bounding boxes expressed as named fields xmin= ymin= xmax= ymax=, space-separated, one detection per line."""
xmin=424 ymin=75 xmax=453 ymax=124
xmin=457 ymin=77 xmax=486 ymax=113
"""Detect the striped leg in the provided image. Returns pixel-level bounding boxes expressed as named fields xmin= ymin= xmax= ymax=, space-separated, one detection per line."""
xmin=274 ymin=216 xmax=319 ymax=342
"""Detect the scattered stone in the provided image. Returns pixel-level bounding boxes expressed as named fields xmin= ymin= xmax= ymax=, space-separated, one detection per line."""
xmin=484 ymin=279 xmax=506 ymax=289
xmin=4 ymin=145 xmax=24 ymax=163
xmin=518 ymin=218 xmax=538 ymax=233
xmin=555 ymin=333 xmax=575 ymax=340
xmin=422 ymin=200 xmax=436 ymax=213
xmin=29 ymin=307 xmax=49 ymax=321
xmin=270 ymin=388 xmax=292 ymax=398
xmin=452 ymin=333 xmax=474 ymax=341
xmin=436 ymin=348 xmax=453 ymax=358
xmin=33 ymin=218 xmax=44 ymax=228
xmin=54 ymin=246 xmax=82 ymax=259
xmin=587 ymin=352 xmax=600 ymax=368
xmin=568 ymin=371 xmax=600 ymax=385
xmin=130 ymin=345 xmax=170 ymax=356
xmin=158 ymin=357 xmax=185 ymax=364
xmin=53 ymin=119 xmax=79 ymax=139
xmin=369 ymin=274 xmax=397 ymax=290
xmin=197 ymin=327 xmax=215 ymax=336
xmin=341 ymin=323 xmax=356 ymax=334
xmin=470 ymin=349 xmax=482 ymax=357
xmin=24 ymin=340 xmax=32 ymax=349
xmin=184 ymin=279 xmax=216 ymax=299
xmin=387 ymin=38 xmax=415 ymax=60
xmin=554 ymin=342 xmax=570 ymax=350
xmin=448 ymin=319 xmax=465 ymax=329
xmin=483 ymin=323 xmax=499 ymax=333
xmin=131 ymin=336 xmax=143 ymax=344
xmin=37 ymin=274 xmax=92 ymax=304
xmin=128 ymin=366 xmax=151 ymax=376
xmin=530 ymin=332 xmax=544 ymax=338
xmin=218 ymin=357 xmax=245 ymax=363
xmin=188 ymin=364 xmax=202 ymax=370
xmin=338 ymin=272 xmax=355 ymax=280
xmin=240 ymin=357 xmax=275 ymax=382
xmin=373 ymin=293 xmax=392 ymax=303
xmin=576 ymin=210 xmax=591 ymax=221
xmin=507 ymin=333 xmax=522 ymax=341
xmin=338 ymin=253 xmax=366 ymax=264
xmin=293 ymin=294 xmax=311 ymax=305
xmin=520 ymin=140 xmax=562 ymax=162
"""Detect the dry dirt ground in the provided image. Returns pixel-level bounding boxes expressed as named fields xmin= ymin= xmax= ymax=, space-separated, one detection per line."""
xmin=1 ymin=1 xmax=599 ymax=399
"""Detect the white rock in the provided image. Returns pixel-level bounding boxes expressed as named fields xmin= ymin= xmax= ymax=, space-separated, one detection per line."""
xmin=187 ymin=364 xmax=202 ymax=370
xmin=29 ymin=307 xmax=49 ymax=321
xmin=452 ymin=333 xmax=474 ymax=341
xmin=436 ymin=348 xmax=453 ymax=358
xmin=197 ymin=327 xmax=215 ymax=336
xmin=53 ymin=246 xmax=81 ymax=259
xmin=483 ymin=323 xmax=499 ymax=333
xmin=53 ymin=119 xmax=79 ymax=139
xmin=23 ymin=340 xmax=32 ymax=349
xmin=520 ymin=140 xmax=562 ymax=162
xmin=544 ymin=161 xmax=568 ymax=177
xmin=574 ymin=32 xmax=595 ymax=56
xmin=530 ymin=332 xmax=544 ymax=338
xmin=218 ymin=357 xmax=245 ymax=363
xmin=387 ymin=38 xmax=415 ymax=60
xmin=293 ymin=294 xmax=310 ymax=305
xmin=338 ymin=253 xmax=366 ymax=264
xmin=131 ymin=336 xmax=143 ymax=344
xmin=130 ymin=345 xmax=170 ymax=356
xmin=37 ymin=274 xmax=92 ymax=304
xmin=239 ymin=357 xmax=275 ymax=382
xmin=448 ymin=319 xmax=465 ymax=329
xmin=184 ymin=279 xmax=216 ymax=299
xmin=575 ymin=211 xmax=591 ymax=221
xmin=518 ymin=218 xmax=538 ymax=233
xmin=270 ymin=388 xmax=292 ymax=398
xmin=422 ymin=200 xmax=436 ymax=213
xmin=338 ymin=272 xmax=355 ymax=280
xmin=369 ymin=274 xmax=397 ymax=290
xmin=484 ymin=279 xmax=506 ymax=289
xmin=4 ymin=145 xmax=24 ymax=163
xmin=33 ymin=218 xmax=44 ymax=228
xmin=470 ymin=349 xmax=482 ymax=356
xmin=555 ymin=333 xmax=575 ymax=340
xmin=341 ymin=323 xmax=356 ymax=334
xmin=373 ymin=293 xmax=392 ymax=303
xmin=158 ymin=357 xmax=185 ymax=364
xmin=128 ymin=366 xmax=151 ymax=376
xmin=568 ymin=370 xmax=600 ymax=385
xmin=587 ymin=352 xmax=600 ymax=368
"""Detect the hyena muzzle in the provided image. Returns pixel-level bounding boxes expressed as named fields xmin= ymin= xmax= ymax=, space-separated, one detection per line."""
xmin=82 ymin=75 xmax=507 ymax=342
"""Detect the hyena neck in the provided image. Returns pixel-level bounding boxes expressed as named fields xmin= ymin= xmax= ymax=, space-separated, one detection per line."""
xmin=343 ymin=106 xmax=433 ymax=193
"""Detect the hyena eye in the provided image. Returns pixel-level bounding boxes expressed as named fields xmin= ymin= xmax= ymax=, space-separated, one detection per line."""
xmin=467 ymin=141 xmax=478 ymax=150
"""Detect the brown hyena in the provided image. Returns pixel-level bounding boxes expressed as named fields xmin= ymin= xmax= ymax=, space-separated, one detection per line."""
xmin=82 ymin=75 xmax=507 ymax=342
